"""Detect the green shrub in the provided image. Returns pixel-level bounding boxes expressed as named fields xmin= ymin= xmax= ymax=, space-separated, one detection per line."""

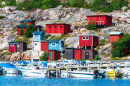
xmin=25 ymin=24 xmax=35 ymax=38
xmin=86 ymin=20 xmax=96 ymax=30
xmin=20 ymin=28 xmax=23 ymax=35
xmin=0 ymin=16 xmax=4 ymax=19
xmin=42 ymin=0 xmax=60 ymax=10
xmin=99 ymin=39 xmax=108 ymax=45
xmin=44 ymin=34 xmax=51 ymax=40
xmin=40 ymin=51 xmax=48 ymax=61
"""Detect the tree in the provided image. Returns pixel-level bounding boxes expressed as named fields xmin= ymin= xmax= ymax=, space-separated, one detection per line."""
xmin=40 ymin=51 xmax=48 ymax=61
xmin=86 ymin=20 xmax=96 ymax=30
xmin=111 ymin=33 xmax=130 ymax=57
xmin=25 ymin=24 xmax=35 ymax=38
xmin=20 ymin=28 xmax=23 ymax=35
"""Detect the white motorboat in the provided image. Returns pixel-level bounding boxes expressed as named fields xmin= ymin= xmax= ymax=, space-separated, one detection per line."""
xmin=68 ymin=70 xmax=94 ymax=78
xmin=21 ymin=63 xmax=47 ymax=77
xmin=0 ymin=63 xmax=17 ymax=74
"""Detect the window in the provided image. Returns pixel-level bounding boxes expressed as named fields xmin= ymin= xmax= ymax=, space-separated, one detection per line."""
xmin=97 ymin=18 xmax=98 ymax=19
xmin=10 ymin=44 xmax=14 ymax=46
xmin=54 ymin=26 xmax=57 ymax=28
xmin=66 ymin=50 xmax=69 ymax=53
xmin=82 ymin=37 xmax=86 ymax=40
xmin=49 ymin=26 xmax=51 ymax=28
xmin=75 ymin=51 xmax=77 ymax=54
xmin=35 ymin=43 xmax=37 ymax=46
xmin=35 ymin=35 xmax=38 ymax=37
xmin=51 ymin=43 xmax=56 ymax=46
xmin=60 ymin=26 xmax=62 ymax=28
xmin=103 ymin=17 xmax=104 ymax=19
xmin=82 ymin=37 xmax=89 ymax=40
xmin=91 ymin=18 xmax=92 ymax=19
xmin=17 ymin=45 xmax=19 ymax=47
xmin=86 ymin=52 xmax=88 ymax=55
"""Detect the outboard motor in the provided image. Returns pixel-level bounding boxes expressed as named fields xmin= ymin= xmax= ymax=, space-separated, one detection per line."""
xmin=94 ymin=70 xmax=99 ymax=78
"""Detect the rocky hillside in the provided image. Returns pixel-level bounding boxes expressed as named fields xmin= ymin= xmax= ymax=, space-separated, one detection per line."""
xmin=0 ymin=5 xmax=130 ymax=60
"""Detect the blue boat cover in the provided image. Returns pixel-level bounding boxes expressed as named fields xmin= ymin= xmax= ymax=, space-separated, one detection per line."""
xmin=17 ymin=61 xmax=28 ymax=65
xmin=0 ymin=63 xmax=16 ymax=68
xmin=77 ymin=61 xmax=86 ymax=64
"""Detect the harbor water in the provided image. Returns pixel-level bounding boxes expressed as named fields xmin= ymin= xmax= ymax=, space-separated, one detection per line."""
xmin=0 ymin=75 xmax=130 ymax=86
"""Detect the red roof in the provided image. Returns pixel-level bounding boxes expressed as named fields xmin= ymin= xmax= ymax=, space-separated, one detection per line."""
xmin=46 ymin=23 xmax=70 ymax=25
xmin=87 ymin=15 xmax=112 ymax=17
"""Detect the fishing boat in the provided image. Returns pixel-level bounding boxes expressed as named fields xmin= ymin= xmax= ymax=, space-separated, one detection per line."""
xmin=0 ymin=63 xmax=17 ymax=74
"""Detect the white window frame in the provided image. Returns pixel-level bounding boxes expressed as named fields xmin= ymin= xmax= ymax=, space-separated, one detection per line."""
xmin=82 ymin=37 xmax=89 ymax=40
xmin=51 ymin=43 xmax=56 ymax=46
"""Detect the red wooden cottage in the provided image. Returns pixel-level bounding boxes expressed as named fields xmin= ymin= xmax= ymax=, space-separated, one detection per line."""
xmin=8 ymin=41 xmax=27 ymax=52
xmin=48 ymin=50 xmax=61 ymax=60
xmin=46 ymin=23 xmax=71 ymax=35
xmin=87 ymin=15 xmax=112 ymax=26
xmin=17 ymin=25 xmax=42 ymax=35
xmin=79 ymin=35 xmax=99 ymax=49
xmin=20 ymin=20 xmax=36 ymax=25
xmin=109 ymin=32 xmax=124 ymax=43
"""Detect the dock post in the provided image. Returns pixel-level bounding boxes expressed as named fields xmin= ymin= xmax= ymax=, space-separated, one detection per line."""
xmin=47 ymin=65 xmax=50 ymax=77
xmin=56 ymin=65 xmax=58 ymax=77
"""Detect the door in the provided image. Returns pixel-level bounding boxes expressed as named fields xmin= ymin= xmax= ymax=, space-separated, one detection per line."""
xmin=50 ymin=52 xmax=53 ymax=60
xmin=85 ymin=52 xmax=89 ymax=59
xmin=17 ymin=42 xmax=22 ymax=52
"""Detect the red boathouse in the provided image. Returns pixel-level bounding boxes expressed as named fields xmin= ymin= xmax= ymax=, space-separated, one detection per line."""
xmin=48 ymin=50 xmax=61 ymax=60
xmin=17 ymin=25 xmax=42 ymax=35
xmin=79 ymin=35 xmax=99 ymax=49
xmin=87 ymin=15 xmax=112 ymax=26
xmin=109 ymin=32 xmax=124 ymax=43
xmin=46 ymin=23 xmax=71 ymax=35
xmin=20 ymin=20 xmax=36 ymax=25
xmin=8 ymin=41 xmax=27 ymax=52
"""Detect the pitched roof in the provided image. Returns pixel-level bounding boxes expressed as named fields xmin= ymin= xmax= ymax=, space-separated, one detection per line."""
xmin=16 ymin=25 xmax=39 ymax=28
xmin=109 ymin=32 xmax=124 ymax=35
xmin=8 ymin=42 xmax=17 ymax=44
xmin=79 ymin=34 xmax=99 ymax=37
xmin=8 ymin=41 xmax=26 ymax=44
xmin=87 ymin=15 xmax=112 ymax=17
xmin=20 ymin=20 xmax=35 ymax=22
xmin=48 ymin=40 xmax=63 ymax=43
xmin=33 ymin=31 xmax=45 ymax=35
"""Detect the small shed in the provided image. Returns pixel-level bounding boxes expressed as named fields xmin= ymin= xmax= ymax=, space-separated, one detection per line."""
xmin=65 ymin=47 xmax=74 ymax=59
xmin=33 ymin=30 xmax=45 ymax=41
xmin=8 ymin=41 xmax=27 ymax=52
xmin=20 ymin=20 xmax=36 ymax=25
xmin=81 ymin=49 xmax=98 ymax=59
xmin=41 ymin=41 xmax=48 ymax=51
xmin=109 ymin=32 xmax=124 ymax=43
xmin=87 ymin=15 xmax=112 ymax=26
xmin=48 ymin=40 xmax=64 ymax=51
xmin=17 ymin=25 xmax=42 ymax=35
xmin=48 ymin=50 xmax=61 ymax=60
xmin=46 ymin=23 xmax=71 ymax=35
xmin=79 ymin=35 xmax=99 ymax=49
xmin=74 ymin=48 xmax=82 ymax=60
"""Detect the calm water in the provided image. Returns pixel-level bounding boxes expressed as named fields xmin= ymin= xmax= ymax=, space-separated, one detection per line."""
xmin=0 ymin=75 xmax=130 ymax=86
